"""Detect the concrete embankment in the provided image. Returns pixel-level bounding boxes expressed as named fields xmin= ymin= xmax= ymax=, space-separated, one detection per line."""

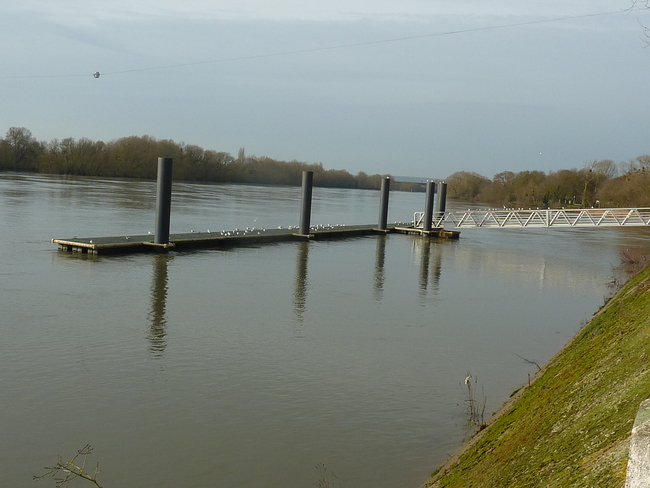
xmin=425 ymin=265 xmax=650 ymax=488
xmin=625 ymin=398 xmax=650 ymax=487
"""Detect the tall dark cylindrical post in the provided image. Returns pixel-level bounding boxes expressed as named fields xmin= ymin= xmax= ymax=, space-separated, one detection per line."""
xmin=299 ymin=171 xmax=314 ymax=236
xmin=438 ymin=182 xmax=447 ymax=215
xmin=154 ymin=157 xmax=173 ymax=245
xmin=377 ymin=177 xmax=391 ymax=231
xmin=434 ymin=181 xmax=447 ymax=221
xmin=423 ymin=180 xmax=435 ymax=232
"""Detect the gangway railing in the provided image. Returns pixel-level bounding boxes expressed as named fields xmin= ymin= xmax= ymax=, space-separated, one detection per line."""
xmin=414 ymin=208 xmax=650 ymax=229
xmin=413 ymin=212 xmax=425 ymax=228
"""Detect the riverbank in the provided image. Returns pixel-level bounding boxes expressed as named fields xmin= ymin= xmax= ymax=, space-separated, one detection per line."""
xmin=425 ymin=264 xmax=650 ymax=487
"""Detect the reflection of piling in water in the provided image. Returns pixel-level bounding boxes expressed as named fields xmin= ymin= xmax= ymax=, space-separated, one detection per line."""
xmin=417 ymin=239 xmax=443 ymax=297
xmin=373 ymin=235 xmax=387 ymax=301
xmin=430 ymin=245 xmax=443 ymax=294
xmin=148 ymin=254 xmax=171 ymax=357
xmin=419 ymin=239 xmax=431 ymax=295
xmin=293 ymin=241 xmax=310 ymax=322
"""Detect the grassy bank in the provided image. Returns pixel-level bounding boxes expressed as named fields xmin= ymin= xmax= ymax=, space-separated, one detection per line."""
xmin=426 ymin=265 xmax=650 ymax=488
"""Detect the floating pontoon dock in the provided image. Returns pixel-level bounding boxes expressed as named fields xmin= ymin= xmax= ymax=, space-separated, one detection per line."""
xmin=52 ymin=223 xmax=459 ymax=255
xmin=51 ymin=161 xmax=458 ymax=256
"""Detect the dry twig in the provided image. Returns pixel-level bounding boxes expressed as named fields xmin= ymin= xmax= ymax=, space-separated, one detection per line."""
xmin=34 ymin=445 xmax=103 ymax=488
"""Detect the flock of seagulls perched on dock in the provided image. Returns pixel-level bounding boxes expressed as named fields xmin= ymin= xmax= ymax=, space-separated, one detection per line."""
xmin=168 ymin=223 xmax=359 ymax=237
xmin=188 ymin=224 xmax=344 ymax=236
xmin=185 ymin=222 xmax=414 ymax=236
xmin=72 ymin=221 xmax=411 ymax=249
xmin=137 ymin=222 xmax=411 ymax=239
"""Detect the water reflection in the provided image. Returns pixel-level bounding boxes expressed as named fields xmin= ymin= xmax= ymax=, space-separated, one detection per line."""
xmin=611 ymin=245 xmax=650 ymax=288
xmin=11 ymin=174 xmax=650 ymax=488
xmin=418 ymin=239 xmax=431 ymax=295
xmin=430 ymin=245 xmax=443 ymax=293
xmin=373 ymin=235 xmax=387 ymax=301
xmin=293 ymin=241 xmax=310 ymax=323
xmin=416 ymin=238 xmax=443 ymax=298
xmin=148 ymin=253 xmax=172 ymax=357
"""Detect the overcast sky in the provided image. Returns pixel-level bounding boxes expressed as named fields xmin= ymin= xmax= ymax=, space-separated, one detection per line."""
xmin=2 ymin=1 xmax=649 ymax=179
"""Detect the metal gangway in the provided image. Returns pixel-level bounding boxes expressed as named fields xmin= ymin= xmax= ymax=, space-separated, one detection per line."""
xmin=414 ymin=208 xmax=650 ymax=229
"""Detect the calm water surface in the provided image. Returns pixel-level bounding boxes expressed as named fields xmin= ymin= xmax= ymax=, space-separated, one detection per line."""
xmin=2 ymin=173 xmax=649 ymax=488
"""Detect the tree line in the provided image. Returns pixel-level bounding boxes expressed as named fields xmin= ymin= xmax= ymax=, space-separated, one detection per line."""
xmin=446 ymin=156 xmax=650 ymax=208
xmin=3 ymin=126 xmax=649 ymax=206
xmin=0 ymin=127 xmax=424 ymax=191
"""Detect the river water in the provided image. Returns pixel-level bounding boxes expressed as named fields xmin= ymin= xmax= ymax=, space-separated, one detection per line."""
xmin=2 ymin=173 xmax=649 ymax=488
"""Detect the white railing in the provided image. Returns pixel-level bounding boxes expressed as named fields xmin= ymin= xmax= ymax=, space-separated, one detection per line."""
xmin=414 ymin=208 xmax=650 ymax=229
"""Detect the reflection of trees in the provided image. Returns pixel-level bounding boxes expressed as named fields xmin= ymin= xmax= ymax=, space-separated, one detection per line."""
xmin=609 ymin=245 xmax=649 ymax=290
xmin=373 ymin=235 xmax=387 ymax=301
xmin=293 ymin=241 xmax=310 ymax=323
xmin=148 ymin=254 xmax=172 ymax=357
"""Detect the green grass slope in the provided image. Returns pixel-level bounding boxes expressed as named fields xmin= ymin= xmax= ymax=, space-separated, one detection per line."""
xmin=426 ymin=266 xmax=650 ymax=488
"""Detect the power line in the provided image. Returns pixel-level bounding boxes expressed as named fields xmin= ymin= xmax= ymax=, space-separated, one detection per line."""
xmin=0 ymin=9 xmax=635 ymax=80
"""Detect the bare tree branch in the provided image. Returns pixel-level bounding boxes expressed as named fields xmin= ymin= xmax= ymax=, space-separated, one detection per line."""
xmin=640 ymin=18 xmax=650 ymax=46
xmin=515 ymin=353 xmax=542 ymax=371
xmin=34 ymin=445 xmax=103 ymax=488
xmin=630 ymin=0 xmax=650 ymax=46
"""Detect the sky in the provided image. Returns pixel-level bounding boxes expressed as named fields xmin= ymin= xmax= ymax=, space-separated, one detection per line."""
xmin=2 ymin=0 xmax=650 ymax=179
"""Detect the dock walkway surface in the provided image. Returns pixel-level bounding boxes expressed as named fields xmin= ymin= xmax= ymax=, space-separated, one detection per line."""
xmin=52 ymin=222 xmax=458 ymax=255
